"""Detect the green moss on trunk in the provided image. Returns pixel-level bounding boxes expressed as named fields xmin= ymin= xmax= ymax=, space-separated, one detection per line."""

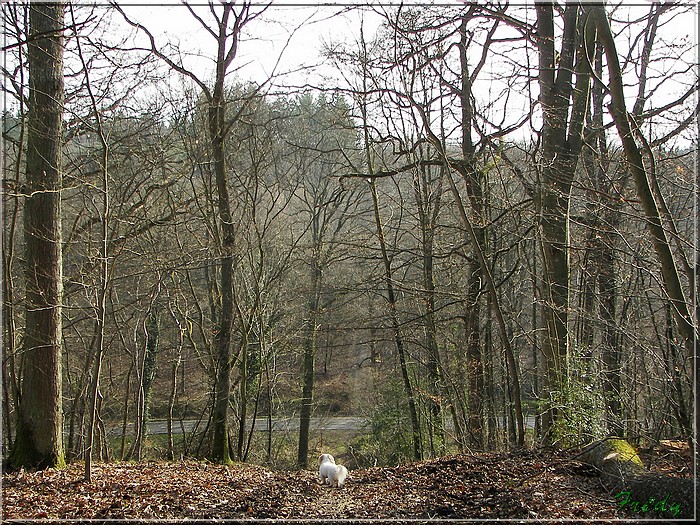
xmin=10 ymin=420 xmax=65 ymax=470
xmin=581 ymin=438 xmax=694 ymax=519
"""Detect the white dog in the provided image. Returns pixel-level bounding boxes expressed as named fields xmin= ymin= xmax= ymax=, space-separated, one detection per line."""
xmin=318 ymin=453 xmax=348 ymax=488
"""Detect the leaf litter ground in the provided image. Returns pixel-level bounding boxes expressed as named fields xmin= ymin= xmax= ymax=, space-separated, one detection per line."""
xmin=2 ymin=446 xmax=692 ymax=521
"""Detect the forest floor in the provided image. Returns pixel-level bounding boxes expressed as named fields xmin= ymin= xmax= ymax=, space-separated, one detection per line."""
xmin=2 ymin=442 xmax=693 ymax=522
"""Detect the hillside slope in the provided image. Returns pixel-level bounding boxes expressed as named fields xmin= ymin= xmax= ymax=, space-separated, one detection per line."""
xmin=2 ymin=448 xmax=691 ymax=521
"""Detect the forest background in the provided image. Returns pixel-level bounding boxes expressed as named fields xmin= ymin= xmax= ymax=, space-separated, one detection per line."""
xmin=1 ymin=1 xmax=698 ymax=476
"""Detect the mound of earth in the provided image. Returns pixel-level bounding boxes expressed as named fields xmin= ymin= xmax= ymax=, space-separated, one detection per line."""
xmin=2 ymin=448 xmax=691 ymax=521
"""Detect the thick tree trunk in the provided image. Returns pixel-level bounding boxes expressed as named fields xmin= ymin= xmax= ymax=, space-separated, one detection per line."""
xmin=534 ymin=3 xmax=596 ymax=442
xmin=580 ymin=439 xmax=694 ymax=519
xmin=10 ymin=2 xmax=66 ymax=470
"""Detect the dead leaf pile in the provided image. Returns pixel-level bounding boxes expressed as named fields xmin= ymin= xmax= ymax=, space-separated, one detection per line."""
xmin=1 ymin=449 xmax=689 ymax=521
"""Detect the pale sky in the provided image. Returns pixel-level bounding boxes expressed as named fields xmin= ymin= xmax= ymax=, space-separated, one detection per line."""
xmin=5 ymin=2 xmax=697 ymax=146
xmin=114 ymin=2 xmax=697 ymax=101
xmin=116 ymin=3 xmax=385 ymax=89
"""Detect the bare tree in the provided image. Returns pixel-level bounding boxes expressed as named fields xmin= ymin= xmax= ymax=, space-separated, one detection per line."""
xmin=592 ymin=5 xmax=697 ymax=438
xmin=67 ymin=3 xmax=111 ymax=482
xmin=10 ymin=2 xmax=66 ymax=470
xmin=116 ymin=1 xmax=269 ymax=463
xmin=533 ymin=2 xmax=596 ymax=442
xmin=1 ymin=2 xmax=29 ymax=454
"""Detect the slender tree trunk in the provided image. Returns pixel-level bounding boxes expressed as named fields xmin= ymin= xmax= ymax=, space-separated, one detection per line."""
xmin=265 ymin=359 xmax=273 ymax=464
xmin=355 ymin=27 xmax=421 ymax=460
xmin=297 ymin=255 xmax=321 ymax=468
xmin=140 ymin=310 xmax=159 ymax=440
xmin=440 ymin=165 xmax=525 ymax=447
xmin=596 ymin=4 xmax=698 ymax=448
xmin=599 ymin=244 xmax=622 ymax=435
xmin=369 ymin=180 xmax=423 ymax=461
xmin=237 ymin=337 xmax=248 ymax=461
xmin=581 ymin=43 xmax=623 ymax=436
xmin=2 ymin=9 xmax=25 ymax=451
xmin=1 ymin=348 xmax=14 ymax=451
xmin=119 ymin=361 xmax=133 ymax=460
xmin=531 ymin=265 xmax=541 ymax=443
xmin=69 ymin=3 xmax=110 ymax=480
xmin=209 ymin=72 xmax=235 ymax=466
xmin=593 ymin=6 xmax=696 ymax=358
xmin=10 ymin=2 xmax=66 ymax=470
xmin=465 ymin=259 xmax=484 ymax=448
xmin=243 ymin=357 xmax=262 ymax=462
xmin=413 ymin=164 xmax=445 ymax=456
xmin=113 ymin=2 xmax=258 ymax=465
xmin=660 ymin=304 xmax=691 ymax=435
xmin=410 ymin=99 xmax=526 ymax=445
xmin=2 ymin=162 xmax=21 ymax=453
xmin=167 ymin=362 xmax=178 ymax=460
xmin=457 ymin=15 xmax=487 ymax=450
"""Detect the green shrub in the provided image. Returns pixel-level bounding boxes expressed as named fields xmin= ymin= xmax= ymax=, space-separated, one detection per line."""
xmin=349 ymin=378 xmax=414 ymax=467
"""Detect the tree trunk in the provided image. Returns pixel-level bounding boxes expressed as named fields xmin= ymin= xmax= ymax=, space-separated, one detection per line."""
xmin=457 ymin=15 xmax=487 ymax=450
xmin=465 ymin=259 xmax=484 ymax=448
xmin=10 ymin=1 xmax=66 ymax=470
xmin=209 ymin=50 xmax=235 ymax=467
xmin=413 ymin=163 xmax=445 ymax=456
xmin=237 ymin=336 xmax=249 ymax=461
xmin=141 ymin=310 xmax=160 ymax=438
xmin=592 ymin=6 xmax=697 ymax=359
xmin=535 ymin=3 xmax=596 ymax=442
xmin=580 ymin=439 xmax=694 ymax=519
xmin=2 ymin=5 xmax=25 ymax=452
xmin=370 ymin=180 xmax=423 ymax=461
xmin=581 ymin=44 xmax=623 ymax=436
xmin=119 ymin=360 xmax=132 ymax=460
xmin=2 ymin=153 xmax=21 ymax=453
xmin=596 ymin=4 xmax=697 ymax=448
xmin=297 ymin=256 xmax=321 ymax=468
xmin=70 ymin=2 xmax=110 ymax=480
xmin=356 ymin=28 xmax=422 ymax=461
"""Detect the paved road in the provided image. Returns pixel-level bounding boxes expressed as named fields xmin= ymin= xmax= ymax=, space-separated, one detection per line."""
xmin=115 ymin=415 xmax=535 ymax=436
xmin=112 ymin=416 xmax=367 ymax=436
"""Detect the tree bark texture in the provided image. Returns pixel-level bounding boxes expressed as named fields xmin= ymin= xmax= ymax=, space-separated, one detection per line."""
xmin=207 ymin=4 xmax=242 ymax=465
xmin=534 ymin=3 xmax=596 ymax=441
xmin=11 ymin=1 xmax=66 ymax=470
